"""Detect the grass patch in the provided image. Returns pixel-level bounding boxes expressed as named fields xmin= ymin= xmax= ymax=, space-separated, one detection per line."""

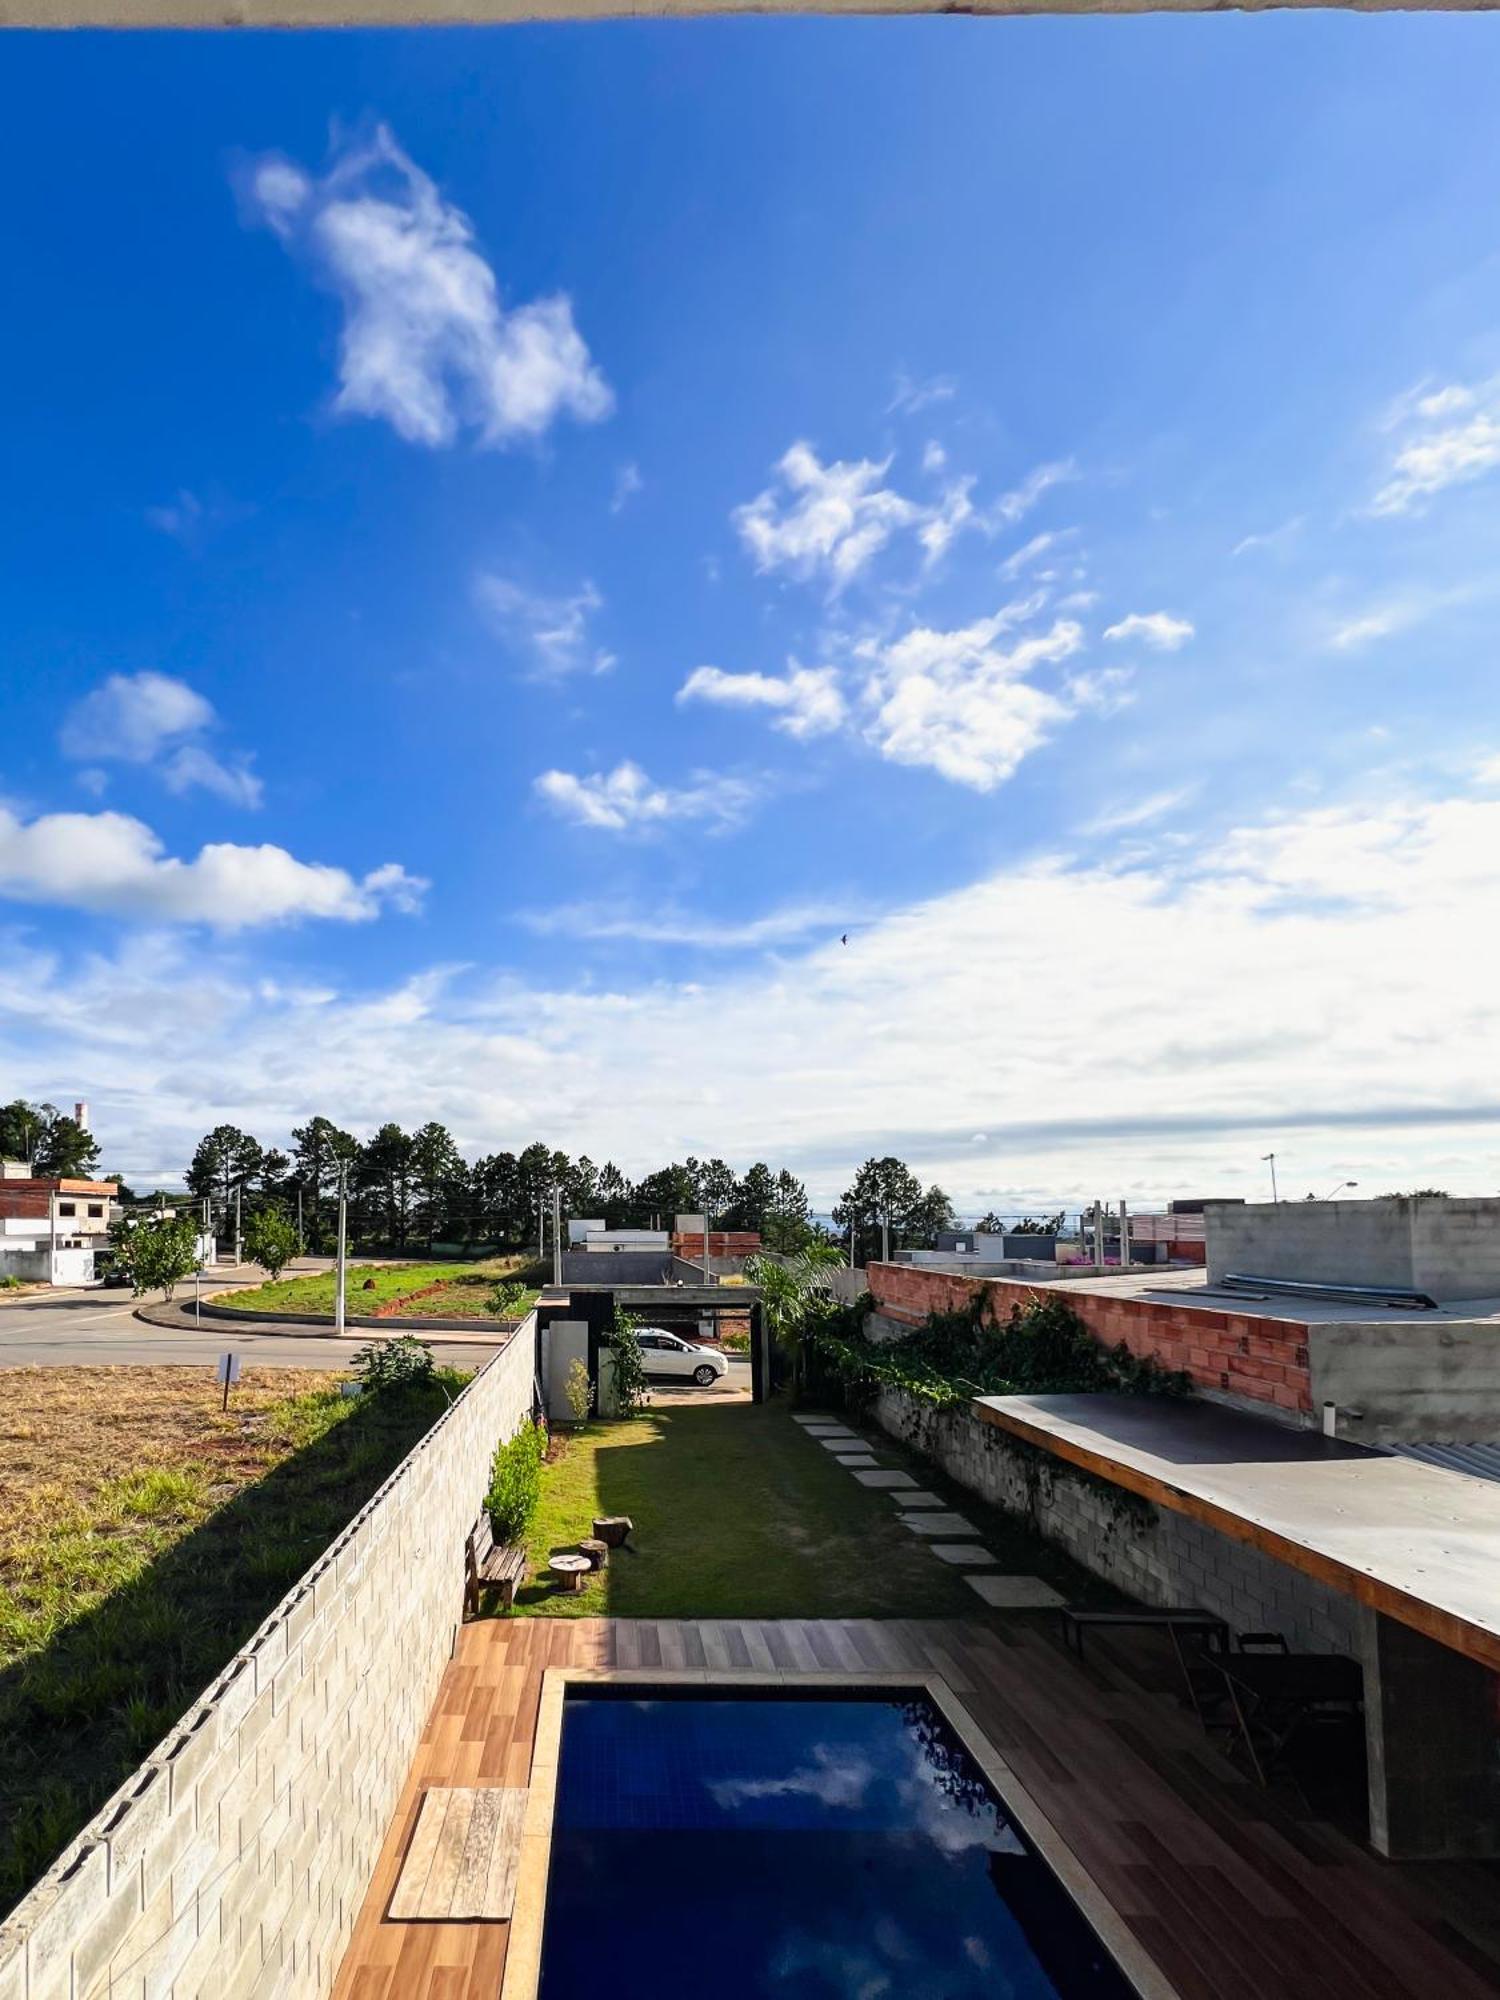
xmin=220 ymin=1254 xmax=539 ymax=1321
xmin=0 ymin=1363 xmax=467 ymax=1909
xmin=508 ymin=1400 xmax=1093 ymax=1620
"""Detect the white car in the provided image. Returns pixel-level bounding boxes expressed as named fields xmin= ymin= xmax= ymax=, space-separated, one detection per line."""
xmin=634 ymin=1328 xmax=730 ymax=1387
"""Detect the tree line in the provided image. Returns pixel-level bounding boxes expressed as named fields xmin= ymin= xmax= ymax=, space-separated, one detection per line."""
xmin=0 ymin=1101 xmax=101 ymax=1180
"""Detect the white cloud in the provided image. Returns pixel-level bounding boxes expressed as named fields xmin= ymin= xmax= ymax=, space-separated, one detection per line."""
xmin=856 ymin=607 xmax=1084 ymax=790
xmin=999 ymin=529 xmax=1069 ymax=582
xmin=1102 ymin=610 xmax=1194 ymax=652
xmin=610 ymin=461 xmax=643 ymax=514
xmin=533 ymin=760 xmax=758 ymax=834
xmin=519 ymin=900 xmax=855 ymax=948
xmin=473 ymin=575 xmax=613 ymax=678
xmin=243 ymin=125 xmax=611 ymax=449
xmin=733 ymin=442 xmax=1070 ymax=591
xmin=921 ymin=440 xmax=947 ymax=474
xmin=887 ymin=372 xmax=956 ymax=416
xmin=0 ymin=804 xmax=424 ymax=929
xmin=1369 ymin=377 xmax=1500 ymax=516
xmin=733 ymin=442 xmax=923 ymax=591
xmin=1232 ymin=515 xmax=1305 ymax=558
xmin=28 ymin=776 xmax=1500 ymax=1208
xmin=1081 ymin=785 xmax=1198 ymax=836
xmin=677 ymin=664 xmax=845 ymax=740
xmin=59 ymin=672 xmax=263 ymax=809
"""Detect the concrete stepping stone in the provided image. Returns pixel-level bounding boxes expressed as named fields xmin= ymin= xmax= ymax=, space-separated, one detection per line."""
xmin=964 ymin=1574 xmax=1066 ymax=1609
xmin=818 ymin=1435 xmax=862 ymax=1450
xmin=929 ymin=1544 xmax=996 ymax=1567
xmin=834 ymin=1455 xmax=879 ymax=1469
xmin=791 ymin=1413 xmax=835 ymax=1425
xmin=901 ymin=1512 xmax=977 ymax=1537
xmin=808 ymin=1429 xmax=861 ymax=1442
xmin=852 ymin=1469 xmax=917 ymax=1489
xmin=889 ymin=1491 xmax=944 ymax=1508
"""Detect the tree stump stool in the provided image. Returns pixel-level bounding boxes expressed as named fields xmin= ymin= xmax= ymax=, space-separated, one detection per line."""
xmin=548 ymin=1553 xmax=591 ymax=1593
xmin=593 ymin=1516 xmax=633 ymax=1549
xmin=578 ymin=1538 xmax=609 ymax=1571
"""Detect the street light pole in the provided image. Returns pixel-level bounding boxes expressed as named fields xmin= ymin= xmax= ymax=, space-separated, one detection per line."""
xmin=1261 ymin=1153 xmax=1279 ymax=1203
xmin=1322 ymin=1179 xmax=1359 ymax=1200
xmin=552 ymin=1184 xmax=562 ymax=1288
xmin=234 ymin=1182 xmax=242 ymax=1267
xmin=334 ymin=1163 xmax=349 ymax=1338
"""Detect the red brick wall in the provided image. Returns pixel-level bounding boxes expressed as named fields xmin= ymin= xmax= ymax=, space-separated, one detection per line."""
xmin=670 ymin=1231 xmax=762 ymax=1260
xmin=867 ymin=1263 xmax=1312 ymax=1417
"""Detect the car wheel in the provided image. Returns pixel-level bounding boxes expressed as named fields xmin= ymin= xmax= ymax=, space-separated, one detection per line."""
xmin=693 ymin=1364 xmax=718 ymax=1387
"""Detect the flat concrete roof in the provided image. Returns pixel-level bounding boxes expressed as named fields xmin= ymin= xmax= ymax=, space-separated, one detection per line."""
xmin=553 ymin=1283 xmax=759 ymax=1307
xmin=973 ymin=1391 xmax=1500 ymax=1672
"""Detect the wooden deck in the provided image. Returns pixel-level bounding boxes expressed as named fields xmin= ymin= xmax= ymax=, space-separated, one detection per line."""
xmin=332 ymin=1616 xmax=1500 ymax=2000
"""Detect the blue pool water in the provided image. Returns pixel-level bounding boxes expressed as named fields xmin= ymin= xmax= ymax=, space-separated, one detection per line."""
xmin=536 ymin=1691 xmax=1137 ymax=1999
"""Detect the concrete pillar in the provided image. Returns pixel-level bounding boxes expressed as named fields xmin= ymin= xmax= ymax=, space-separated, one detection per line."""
xmin=1357 ymin=1606 xmax=1500 ymax=1857
xmin=545 ymin=1319 xmax=590 ymax=1423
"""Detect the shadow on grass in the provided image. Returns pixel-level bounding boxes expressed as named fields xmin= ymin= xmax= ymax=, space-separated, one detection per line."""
xmin=0 ymin=1377 xmax=461 ymax=1912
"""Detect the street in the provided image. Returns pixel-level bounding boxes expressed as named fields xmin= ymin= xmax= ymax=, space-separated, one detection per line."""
xmin=0 ymin=1273 xmax=504 ymax=1372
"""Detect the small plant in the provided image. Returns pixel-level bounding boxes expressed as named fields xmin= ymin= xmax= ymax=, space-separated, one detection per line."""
xmin=606 ymin=1307 xmax=650 ymax=1419
xmin=563 ymin=1355 xmax=593 ymax=1423
xmin=353 ymin=1334 xmax=436 ymax=1392
xmin=487 ymin=1420 xmax=546 ymax=1544
xmin=243 ymin=1207 xmax=301 ymax=1281
xmin=487 ymin=1278 xmax=527 ymax=1319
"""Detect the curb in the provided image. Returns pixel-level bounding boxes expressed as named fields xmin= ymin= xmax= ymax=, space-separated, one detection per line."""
xmin=131 ymin=1296 xmax=512 ymax=1348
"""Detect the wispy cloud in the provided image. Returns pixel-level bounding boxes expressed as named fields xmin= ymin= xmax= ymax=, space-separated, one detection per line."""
xmin=1232 ymin=515 xmax=1305 ymax=558
xmin=518 ymin=900 xmax=855 ymax=948
xmin=533 ymin=760 xmax=759 ymax=834
xmin=887 ymin=371 xmax=957 ymax=416
xmin=59 ymin=672 xmax=263 ymax=809
xmin=1102 ymin=610 xmax=1194 ymax=652
xmin=733 ymin=441 xmax=1070 ymax=592
xmin=1081 ymin=785 xmax=1198 ymax=836
xmin=610 ymin=460 xmax=643 ymax=514
xmin=1369 ymin=378 xmax=1500 ymax=516
xmin=0 ymin=804 xmax=423 ymax=928
xmin=473 ymin=575 xmax=614 ymax=678
xmin=678 ymin=664 xmax=846 ymax=740
xmin=241 ymin=124 xmax=611 ymax=449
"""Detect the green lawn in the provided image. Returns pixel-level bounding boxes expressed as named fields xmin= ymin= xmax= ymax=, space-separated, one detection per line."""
xmin=509 ymin=1399 xmax=1093 ymax=1619
xmin=219 ymin=1255 xmax=539 ymax=1321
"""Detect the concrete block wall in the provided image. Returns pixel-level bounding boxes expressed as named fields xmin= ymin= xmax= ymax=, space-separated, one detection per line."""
xmin=0 ymin=1318 xmax=538 ymax=2000
xmin=871 ymin=1388 xmax=1358 ymax=1656
xmin=1208 ymin=1194 xmax=1500 ymax=1303
xmin=867 ymin=1263 xmax=1314 ymax=1420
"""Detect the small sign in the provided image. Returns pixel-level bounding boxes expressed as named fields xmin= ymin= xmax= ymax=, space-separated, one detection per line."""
xmin=216 ymin=1350 xmax=242 ymax=1410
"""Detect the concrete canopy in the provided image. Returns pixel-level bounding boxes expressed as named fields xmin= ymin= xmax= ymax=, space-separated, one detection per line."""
xmin=4 ymin=0 xmax=1493 ymax=25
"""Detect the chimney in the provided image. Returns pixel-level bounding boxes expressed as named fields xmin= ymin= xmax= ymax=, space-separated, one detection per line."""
xmin=74 ymin=1101 xmax=89 ymax=1131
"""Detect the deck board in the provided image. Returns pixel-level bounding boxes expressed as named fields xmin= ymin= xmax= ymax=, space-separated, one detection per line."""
xmin=332 ymin=1616 xmax=1500 ymax=2000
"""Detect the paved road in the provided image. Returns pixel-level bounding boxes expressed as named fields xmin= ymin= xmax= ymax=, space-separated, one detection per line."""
xmin=0 ymin=1277 xmax=503 ymax=1372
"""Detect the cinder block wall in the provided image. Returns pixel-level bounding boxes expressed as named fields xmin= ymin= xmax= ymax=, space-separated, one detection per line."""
xmin=0 ymin=1321 xmax=537 ymax=2000
xmin=871 ymin=1388 xmax=1357 ymax=1656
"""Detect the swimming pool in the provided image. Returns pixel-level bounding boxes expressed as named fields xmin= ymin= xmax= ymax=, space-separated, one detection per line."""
xmin=531 ymin=1686 xmax=1143 ymax=1999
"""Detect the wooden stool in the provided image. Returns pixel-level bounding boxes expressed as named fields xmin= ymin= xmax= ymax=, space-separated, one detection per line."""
xmin=578 ymin=1538 xmax=609 ymax=1571
xmin=592 ymin=1515 xmax=633 ymax=1549
xmin=548 ymin=1553 xmax=591 ymax=1593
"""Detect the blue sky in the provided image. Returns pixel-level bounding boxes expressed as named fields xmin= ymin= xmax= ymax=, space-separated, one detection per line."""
xmin=5 ymin=17 xmax=1500 ymax=1206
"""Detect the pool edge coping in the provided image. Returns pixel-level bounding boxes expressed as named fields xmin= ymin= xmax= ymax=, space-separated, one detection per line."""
xmin=500 ymin=1667 xmax=1180 ymax=2000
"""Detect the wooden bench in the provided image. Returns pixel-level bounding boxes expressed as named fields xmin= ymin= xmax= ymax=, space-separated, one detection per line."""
xmin=464 ymin=1512 xmax=527 ymax=1617
xmin=1062 ymin=1608 xmax=1230 ymax=1722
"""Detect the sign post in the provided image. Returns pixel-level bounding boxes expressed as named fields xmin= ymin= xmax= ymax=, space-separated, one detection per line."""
xmin=216 ymin=1350 xmax=242 ymax=1412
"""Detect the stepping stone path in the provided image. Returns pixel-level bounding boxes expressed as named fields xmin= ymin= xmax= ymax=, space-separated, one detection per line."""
xmin=900 ymin=1513 xmax=978 ymax=1537
xmin=818 ymin=1436 xmax=863 ymax=1451
xmin=889 ymin=1491 xmax=945 ymax=1508
xmin=791 ymin=1413 xmax=835 ymax=1424
xmin=929 ymin=1544 xmax=996 ymax=1567
xmin=804 ymin=1424 xmax=857 ymax=1437
xmin=833 ymin=1455 xmax=878 ymax=1469
xmin=964 ymin=1575 xmax=1066 ymax=1608
xmin=852 ymin=1469 xmax=916 ymax=1489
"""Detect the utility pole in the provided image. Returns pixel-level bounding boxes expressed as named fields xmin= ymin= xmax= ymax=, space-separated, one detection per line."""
xmin=551 ymin=1185 xmax=562 ymax=1288
xmin=847 ymin=1215 xmax=855 ymax=1270
xmin=234 ymin=1182 xmax=242 ymax=1267
xmin=1119 ymin=1199 xmax=1131 ymax=1270
xmin=880 ymin=1209 xmax=890 ymax=1265
xmin=334 ymin=1163 xmax=349 ymax=1338
xmin=538 ymin=1193 xmax=546 ymax=1266
xmin=296 ymin=1185 xmax=303 ymax=1250
xmin=702 ymin=1207 xmax=713 ymax=1288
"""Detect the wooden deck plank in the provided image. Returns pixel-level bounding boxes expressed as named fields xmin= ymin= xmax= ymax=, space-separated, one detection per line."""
xmin=333 ymin=1615 xmax=1500 ymax=2000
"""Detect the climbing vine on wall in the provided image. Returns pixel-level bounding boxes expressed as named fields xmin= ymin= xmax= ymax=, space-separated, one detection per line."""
xmin=808 ymin=1288 xmax=1189 ymax=1411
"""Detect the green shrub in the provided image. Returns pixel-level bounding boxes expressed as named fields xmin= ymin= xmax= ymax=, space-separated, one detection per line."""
xmin=353 ymin=1334 xmax=436 ymax=1392
xmin=486 ymin=1278 xmax=527 ymax=1318
xmin=487 ymin=1421 xmax=546 ymax=1544
xmin=605 ymin=1308 xmax=650 ymax=1418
